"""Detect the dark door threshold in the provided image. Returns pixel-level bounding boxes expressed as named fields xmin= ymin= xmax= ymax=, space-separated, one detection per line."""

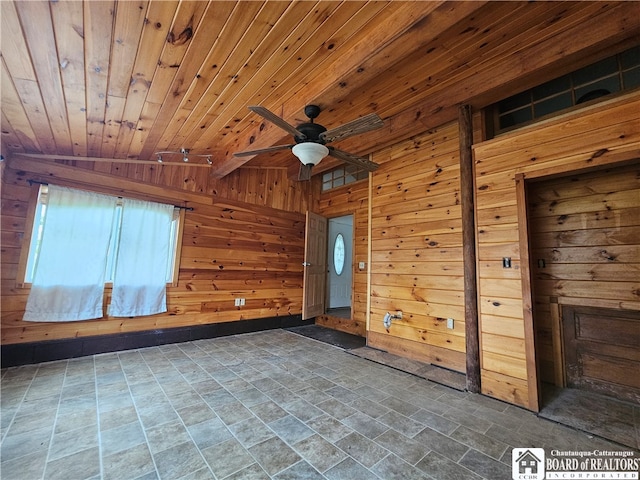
xmin=286 ymin=324 xmax=366 ymax=350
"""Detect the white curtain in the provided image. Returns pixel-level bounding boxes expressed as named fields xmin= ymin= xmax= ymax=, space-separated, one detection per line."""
xmin=23 ymin=186 xmax=117 ymax=321
xmin=109 ymin=198 xmax=174 ymax=317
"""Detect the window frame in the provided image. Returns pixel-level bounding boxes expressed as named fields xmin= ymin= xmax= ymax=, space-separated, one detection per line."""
xmin=17 ymin=183 xmax=185 ymax=289
xmin=486 ymin=45 xmax=640 ymax=138
xmin=322 ymin=164 xmax=369 ymax=191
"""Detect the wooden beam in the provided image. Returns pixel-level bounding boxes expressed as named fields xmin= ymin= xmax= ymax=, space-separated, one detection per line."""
xmin=14 ymin=153 xmax=214 ymax=168
xmin=458 ymin=104 xmax=480 ymax=393
xmin=7 ymin=156 xmax=213 ymax=206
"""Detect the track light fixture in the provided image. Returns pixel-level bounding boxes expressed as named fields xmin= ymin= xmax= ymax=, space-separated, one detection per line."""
xmin=153 ymin=148 xmax=213 ymax=166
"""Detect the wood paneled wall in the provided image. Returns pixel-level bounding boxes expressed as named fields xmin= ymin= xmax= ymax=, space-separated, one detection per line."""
xmin=366 ymin=122 xmax=467 ymax=373
xmin=528 ymin=162 xmax=640 ymax=385
xmin=209 ymin=167 xmax=315 ymax=214
xmin=3 ymin=91 xmax=638 ymax=415
xmin=472 ymin=91 xmax=640 ymax=410
xmin=1 ymin=157 xmax=311 ymax=345
xmin=316 ymin=179 xmax=369 ymax=336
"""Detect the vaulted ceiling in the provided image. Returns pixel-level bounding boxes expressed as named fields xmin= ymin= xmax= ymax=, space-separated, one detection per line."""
xmin=1 ymin=1 xmax=638 ymax=179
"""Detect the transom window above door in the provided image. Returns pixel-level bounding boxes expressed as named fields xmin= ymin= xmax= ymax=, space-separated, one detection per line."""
xmin=486 ymin=45 xmax=640 ymax=137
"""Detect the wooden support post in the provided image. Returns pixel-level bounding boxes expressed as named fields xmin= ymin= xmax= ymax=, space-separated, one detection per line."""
xmin=458 ymin=104 xmax=481 ymax=393
xmin=515 ymin=173 xmax=540 ymax=411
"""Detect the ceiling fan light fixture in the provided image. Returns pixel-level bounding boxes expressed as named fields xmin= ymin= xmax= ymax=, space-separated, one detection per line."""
xmin=292 ymin=142 xmax=328 ymax=166
xmin=235 ymin=105 xmax=383 ymax=178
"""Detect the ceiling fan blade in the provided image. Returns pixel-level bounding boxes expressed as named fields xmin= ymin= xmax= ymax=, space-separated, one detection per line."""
xmin=248 ymin=106 xmax=306 ymax=139
xmin=320 ymin=113 xmax=384 ymax=143
xmin=233 ymin=144 xmax=295 ymax=157
xmin=328 ymin=146 xmax=379 ymax=171
xmin=298 ymin=163 xmax=313 ymax=181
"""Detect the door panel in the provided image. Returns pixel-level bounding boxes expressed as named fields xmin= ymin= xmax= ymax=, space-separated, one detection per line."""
xmin=563 ymin=305 xmax=640 ymax=404
xmin=302 ymin=212 xmax=327 ymax=320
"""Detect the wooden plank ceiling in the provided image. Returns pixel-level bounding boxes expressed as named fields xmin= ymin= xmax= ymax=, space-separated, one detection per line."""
xmin=1 ymin=1 xmax=638 ymax=178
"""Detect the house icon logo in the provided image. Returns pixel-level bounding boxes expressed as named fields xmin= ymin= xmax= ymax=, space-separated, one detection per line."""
xmin=512 ymin=448 xmax=545 ymax=480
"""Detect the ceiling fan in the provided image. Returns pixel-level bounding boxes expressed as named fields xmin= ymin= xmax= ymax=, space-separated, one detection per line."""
xmin=233 ymin=105 xmax=383 ymax=180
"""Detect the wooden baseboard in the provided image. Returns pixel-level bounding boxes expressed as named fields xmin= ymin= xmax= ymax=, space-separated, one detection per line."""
xmin=316 ymin=314 xmax=366 ymax=337
xmin=367 ymin=330 xmax=465 ymax=373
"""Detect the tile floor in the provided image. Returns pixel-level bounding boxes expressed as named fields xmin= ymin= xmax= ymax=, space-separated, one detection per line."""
xmin=0 ymin=329 xmax=634 ymax=480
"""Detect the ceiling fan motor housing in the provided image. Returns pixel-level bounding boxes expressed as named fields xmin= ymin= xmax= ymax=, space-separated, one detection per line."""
xmin=295 ymin=105 xmax=327 ymax=144
xmin=295 ymin=122 xmax=327 ymax=144
xmin=304 ymin=104 xmax=321 ymax=119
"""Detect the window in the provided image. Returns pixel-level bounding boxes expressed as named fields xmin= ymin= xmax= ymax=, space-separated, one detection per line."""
xmin=333 ymin=233 xmax=345 ymax=276
xmin=322 ymin=164 xmax=369 ymax=191
xmin=487 ymin=45 xmax=640 ymax=136
xmin=24 ymin=185 xmax=182 ymax=285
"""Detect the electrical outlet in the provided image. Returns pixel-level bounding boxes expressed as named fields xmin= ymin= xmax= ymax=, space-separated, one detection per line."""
xmin=234 ymin=298 xmax=241 ymax=307
xmin=240 ymin=298 xmax=245 ymax=306
xmin=359 ymin=261 xmax=366 ymax=270
xmin=447 ymin=318 xmax=454 ymax=329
